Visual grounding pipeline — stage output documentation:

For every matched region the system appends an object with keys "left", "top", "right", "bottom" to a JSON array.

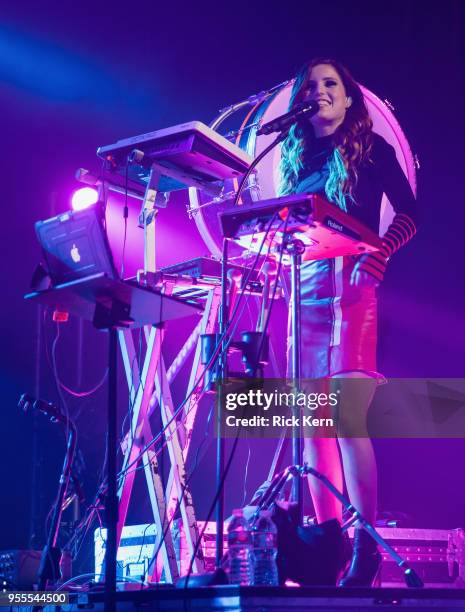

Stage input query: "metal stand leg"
[
  {"left": 104, "top": 328, "right": 118, "bottom": 612},
  {"left": 155, "top": 358, "right": 205, "bottom": 575},
  {"left": 118, "top": 327, "right": 179, "bottom": 583},
  {"left": 286, "top": 238, "right": 305, "bottom": 523},
  {"left": 301, "top": 466, "right": 424, "bottom": 588},
  {"left": 215, "top": 239, "right": 230, "bottom": 568},
  {"left": 252, "top": 464, "right": 424, "bottom": 589},
  {"left": 116, "top": 287, "right": 221, "bottom": 581},
  {"left": 161, "top": 287, "right": 221, "bottom": 577},
  {"left": 35, "top": 415, "right": 77, "bottom": 593},
  {"left": 116, "top": 327, "right": 163, "bottom": 541},
  {"left": 265, "top": 268, "right": 292, "bottom": 488}
]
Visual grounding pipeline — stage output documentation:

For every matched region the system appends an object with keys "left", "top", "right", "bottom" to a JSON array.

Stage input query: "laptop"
[{"left": 35, "top": 205, "right": 118, "bottom": 285}]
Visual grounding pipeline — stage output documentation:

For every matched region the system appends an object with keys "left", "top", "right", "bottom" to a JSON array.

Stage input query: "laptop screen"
[{"left": 35, "top": 206, "right": 117, "bottom": 285}]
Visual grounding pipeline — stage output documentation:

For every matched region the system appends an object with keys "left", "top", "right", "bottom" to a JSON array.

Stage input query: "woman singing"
[{"left": 279, "top": 58, "right": 418, "bottom": 586}]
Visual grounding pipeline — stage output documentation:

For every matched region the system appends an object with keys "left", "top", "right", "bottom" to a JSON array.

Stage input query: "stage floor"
[{"left": 40, "top": 585, "right": 465, "bottom": 611}]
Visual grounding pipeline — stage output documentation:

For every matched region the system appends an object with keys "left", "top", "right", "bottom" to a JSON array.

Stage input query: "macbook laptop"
[{"left": 35, "top": 205, "right": 117, "bottom": 285}]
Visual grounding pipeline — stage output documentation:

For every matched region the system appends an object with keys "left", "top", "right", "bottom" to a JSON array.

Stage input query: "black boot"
[
  {"left": 339, "top": 530, "right": 353, "bottom": 578},
  {"left": 339, "top": 529, "right": 381, "bottom": 587}
]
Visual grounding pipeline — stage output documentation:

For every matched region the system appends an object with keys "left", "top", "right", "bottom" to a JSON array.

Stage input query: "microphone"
[
  {"left": 257, "top": 100, "right": 320, "bottom": 136},
  {"left": 18, "top": 393, "right": 62, "bottom": 421}
]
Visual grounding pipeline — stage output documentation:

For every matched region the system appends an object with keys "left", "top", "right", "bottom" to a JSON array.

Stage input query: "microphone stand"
[{"left": 18, "top": 395, "right": 77, "bottom": 591}]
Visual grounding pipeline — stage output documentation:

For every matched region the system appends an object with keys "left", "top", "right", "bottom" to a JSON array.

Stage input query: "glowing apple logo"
[{"left": 70, "top": 244, "right": 81, "bottom": 263}]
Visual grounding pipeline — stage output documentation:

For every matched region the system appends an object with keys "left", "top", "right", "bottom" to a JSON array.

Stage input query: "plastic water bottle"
[
  {"left": 252, "top": 510, "right": 279, "bottom": 586},
  {"left": 227, "top": 508, "right": 254, "bottom": 585}
]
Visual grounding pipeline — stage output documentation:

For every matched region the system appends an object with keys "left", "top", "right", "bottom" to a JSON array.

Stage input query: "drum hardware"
[
  {"left": 186, "top": 193, "right": 229, "bottom": 217},
  {"left": 383, "top": 98, "right": 395, "bottom": 111},
  {"left": 222, "top": 121, "right": 261, "bottom": 141},
  {"left": 185, "top": 179, "right": 258, "bottom": 217},
  {"left": 213, "top": 79, "right": 291, "bottom": 130}
]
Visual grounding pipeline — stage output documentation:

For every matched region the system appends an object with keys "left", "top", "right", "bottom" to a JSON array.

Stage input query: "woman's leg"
[
  {"left": 332, "top": 371, "right": 378, "bottom": 524},
  {"left": 304, "top": 436, "right": 344, "bottom": 523},
  {"left": 339, "top": 436, "right": 378, "bottom": 524},
  {"left": 332, "top": 371, "right": 381, "bottom": 587}
]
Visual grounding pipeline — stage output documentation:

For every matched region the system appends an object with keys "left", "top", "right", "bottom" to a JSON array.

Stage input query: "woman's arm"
[{"left": 353, "top": 138, "right": 419, "bottom": 284}]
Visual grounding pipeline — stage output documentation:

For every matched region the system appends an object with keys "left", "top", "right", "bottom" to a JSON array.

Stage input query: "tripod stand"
[{"left": 250, "top": 463, "right": 424, "bottom": 588}]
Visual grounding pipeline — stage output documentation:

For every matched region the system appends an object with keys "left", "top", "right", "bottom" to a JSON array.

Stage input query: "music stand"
[{"left": 25, "top": 273, "right": 202, "bottom": 611}]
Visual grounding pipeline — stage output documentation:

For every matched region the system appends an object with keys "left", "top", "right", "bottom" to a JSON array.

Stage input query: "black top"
[{"left": 295, "top": 133, "right": 418, "bottom": 234}]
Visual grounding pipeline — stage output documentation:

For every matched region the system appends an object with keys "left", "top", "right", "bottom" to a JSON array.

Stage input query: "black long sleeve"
[
  {"left": 354, "top": 135, "right": 419, "bottom": 282},
  {"left": 295, "top": 132, "right": 419, "bottom": 281}
]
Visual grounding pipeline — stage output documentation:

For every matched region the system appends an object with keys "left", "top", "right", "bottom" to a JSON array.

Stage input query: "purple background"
[{"left": 1, "top": 0, "right": 464, "bottom": 573}]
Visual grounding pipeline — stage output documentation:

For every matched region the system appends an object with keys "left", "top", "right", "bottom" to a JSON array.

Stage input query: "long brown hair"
[{"left": 279, "top": 58, "right": 374, "bottom": 206}]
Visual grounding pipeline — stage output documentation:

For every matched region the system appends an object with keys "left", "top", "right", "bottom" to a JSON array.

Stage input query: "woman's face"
[{"left": 302, "top": 63, "right": 351, "bottom": 135}]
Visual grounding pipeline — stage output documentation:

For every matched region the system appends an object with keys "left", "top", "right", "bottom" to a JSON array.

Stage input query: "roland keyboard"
[{"left": 220, "top": 193, "right": 383, "bottom": 261}]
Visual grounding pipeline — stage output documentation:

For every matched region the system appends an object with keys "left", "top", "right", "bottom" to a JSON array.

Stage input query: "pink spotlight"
[{"left": 71, "top": 187, "right": 99, "bottom": 211}]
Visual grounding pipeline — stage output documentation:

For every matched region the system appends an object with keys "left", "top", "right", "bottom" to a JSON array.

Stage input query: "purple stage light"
[{"left": 71, "top": 187, "right": 99, "bottom": 211}]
